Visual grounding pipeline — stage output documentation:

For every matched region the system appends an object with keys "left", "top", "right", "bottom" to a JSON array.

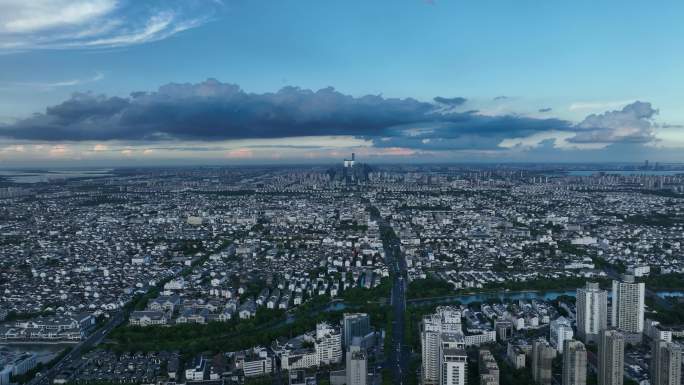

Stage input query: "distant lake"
[
  {"left": 0, "top": 169, "right": 114, "bottom": 183},
  {"left": 566, "top": 170, "right": 684, "bottom": 177}
]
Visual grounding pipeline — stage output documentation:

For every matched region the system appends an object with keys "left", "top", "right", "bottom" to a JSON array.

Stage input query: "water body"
[
  {"left": 0, "top": 344, "right": 66, "bottom": 364},
  {"left": 566, "top": 170, "right": 684, "bottom": 177},
  {"left": 408, "top": 289, "right": 684, "bottom": 306}
]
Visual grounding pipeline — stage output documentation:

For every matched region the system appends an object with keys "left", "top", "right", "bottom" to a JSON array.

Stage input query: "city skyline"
[{"left": 1, "top": 0, "right": 684, "bottom": 165}]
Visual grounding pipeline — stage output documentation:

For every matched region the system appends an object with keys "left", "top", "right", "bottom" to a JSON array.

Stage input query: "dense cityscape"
[
  {"left": 2, "top": 0, "right": 684, "bottom": 384},
  {"left": 1, "top": 159, "right": 684, "bottom": 385}
]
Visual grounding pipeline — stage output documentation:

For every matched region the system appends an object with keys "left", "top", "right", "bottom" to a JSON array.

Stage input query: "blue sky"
[{"left": 0, "top": 0, "right": 683, "bottom": 165}]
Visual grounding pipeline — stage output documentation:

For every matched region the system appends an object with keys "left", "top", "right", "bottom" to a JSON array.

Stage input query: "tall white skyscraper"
[
  {"left": 421, "top": 307, "right": 464, "bottom": 385},
  {"left": 576, "top": 282, "right": 608, "bottom": 343},
  {"left": 563, "top": 340, "right": 587, "bottom": 385},
  {"left": 550, "top": 316, "right": 574, "bottom": 353},
  {"left": 440, "top": 333, "right": 467, "bottom": 385},
  {"left": 598, "top": 329, "right": 624, "bottom": 385},
  {"left": 611, "top": 275, "right": 645, "bottom": 334},
  {"left": 651, "top": 340, "right": 682, "bottom": 385}
]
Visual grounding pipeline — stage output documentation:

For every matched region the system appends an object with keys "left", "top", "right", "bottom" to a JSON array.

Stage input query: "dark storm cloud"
[
  {"left": 1, "top": 79, "right": 437, "bottom": 141},
  {"left": 433, "top": 96, "right": 467, "bottom": 106},
  {"left": 0, "top": 79, "right": 569, "bottom": 146},
  {"left": 0, "top": 80, "right": 664, "bottom": 152},
  {"left": 371, "top": 114, "right": 571, "bottom": 151}
]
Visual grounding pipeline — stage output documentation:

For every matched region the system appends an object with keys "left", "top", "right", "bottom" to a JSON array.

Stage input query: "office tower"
[
  {"left": 421, "top": 307, "right": 463, "bottom": 385},
  {"left": 611, "top": 275, "right": 645, "bottom": 334},
  {"left": 343, "top": 313, "right": 370, "bottom": 348},
  {"left": 440, "top": 333, "right": 467, "bottom": 385},
  {"left": 651, "top": 340, "right": 682, "bottom": 385},
  {"left": 550, "top": 316, "right": 574, "bottom": 353},
  {"left": 346, "top": 348, "right": 367, "bottom": 385},
  {"left": 532, "top": 339, "right": 556, "bottom": 385},
  {"left": 479, "top": 350, "right": 499, "bottom": 385},
  {"left": 495, "top": 320, "right": 513, "bottom": 341},
  {"left": 576, "top": 282, "right": 608, "bottom": 343},
  {"left": 563, "top": 340, "right": 587, "bottom": 385},
  {"left": 598, "top": 330, "right": 624, "bottom": 385}
]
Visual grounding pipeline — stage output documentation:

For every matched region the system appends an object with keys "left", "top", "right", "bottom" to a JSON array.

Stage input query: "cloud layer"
[
  {"left": 0, "top": 79, "right": 670, "bottom": 156},
  {"left": 572, "top": 101, "right": 658, "bottom": 144},
  {"left": 0, "top": 0, "right": 220, "bottom": 50}
]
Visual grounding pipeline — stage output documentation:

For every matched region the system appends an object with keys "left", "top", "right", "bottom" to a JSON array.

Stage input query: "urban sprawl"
[{"left": 2, "top": 159, "right": 684, "bottom": 385}]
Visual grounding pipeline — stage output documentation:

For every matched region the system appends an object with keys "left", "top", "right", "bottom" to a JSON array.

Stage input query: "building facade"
[
  {"left": 479, "top": 350, "right": 499, "bottom": 385},
  {"left": 346, "top": 350, "right": 367, "bottom": 385},
  {"left": 343, "top": 313, "right": 370, "bottom": 348},
  {"left": 651, "top": 340, "right": 682, "bottom": 385},
  {"left": 576, "top": 282, "right": 608, "bottom": 343},
  {"left": 598, "top": 330, "right": 624, "bottom": 385},
  {"left": 421, "top": 306, "right": 463, "bottom": 385},
  {"left": 550, "top": 316, "right": 574, "bottom": 353},
  {"left": 532, "top": 339, "right": 556, "bottom": 385},
  {"left": 562, "top": 340, "right": 587, "bottom": 385},
  {"left": 440, "top": 338, "right": 467, "bottom": 385},
  {"left": 611, "top": 275, "right": 645, "bottom": 334}
]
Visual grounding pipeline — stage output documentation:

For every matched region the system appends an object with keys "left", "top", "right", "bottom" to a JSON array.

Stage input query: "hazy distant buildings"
[
  {"left": 611, "top": 275, "right": 645, "bottom": 335},
  {"left": 576, "top": 282, "right": 608, "bottom": 343},
  {"left": 598, "top": 330, "right": 624, "bottom": 385},
  {"left": 532, "top": 339, "right": 555, "bottom": 385},
  {"left": 562, "top": 340, "right": 587, "bottom": 385},
  {"left": 651, "top": 340, "right": 682, "bottom": 385}
]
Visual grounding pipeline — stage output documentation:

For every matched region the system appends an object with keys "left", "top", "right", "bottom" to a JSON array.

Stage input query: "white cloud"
[
  {"left": 0, "top": 0, "right": 116, "bottom": 33},
  {"left": 572, "top": 101, "right": 658, "bottom": 144},
  {"left": 569, "top": 100, "right": 634, "bottom": 111},
  {"left": 0, "top": 0, "right": 220, "bottom": 51},
  {"left": 0, "top": 71, "right": 104, "bottom": 90}
]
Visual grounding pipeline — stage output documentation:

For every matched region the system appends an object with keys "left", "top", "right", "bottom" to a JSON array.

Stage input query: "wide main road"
[{"left": 374, "top": 208, "right": 410, "bottom": 384}]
